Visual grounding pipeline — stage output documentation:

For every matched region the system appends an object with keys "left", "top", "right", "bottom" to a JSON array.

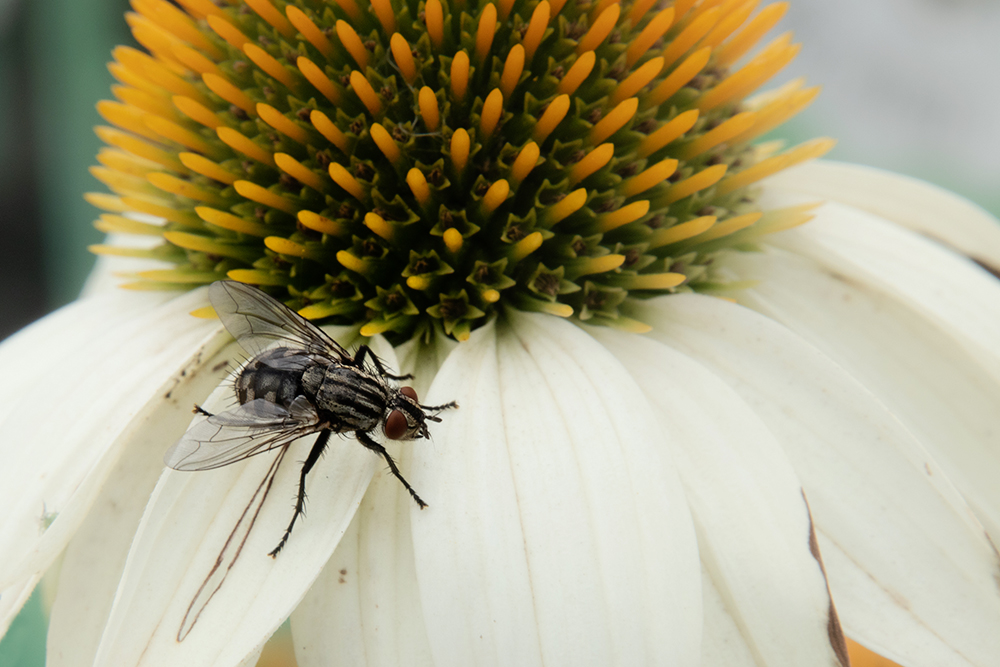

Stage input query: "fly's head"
[{"left": 382, "top": 386, "right": 456, "bottom": 441}]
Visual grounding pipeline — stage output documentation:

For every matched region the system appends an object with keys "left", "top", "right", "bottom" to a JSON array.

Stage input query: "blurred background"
[
  {"left": 1, "top": 0, "right": 999, "bottom": 341},
  {"left": 0, "top": 0, "right": 997, "bottom": 664}
]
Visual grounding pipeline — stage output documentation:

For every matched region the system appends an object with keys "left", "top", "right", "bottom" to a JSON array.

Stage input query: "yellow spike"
[
  {"left": 419, "top": 87, "right": 440, "bottom": 131},
  {"left": 94, "top": 213, "right": 163, "bottom": 235},
  {"left": 451, "top": 129, "right": 470, "bottom": 172},
  {"left": 148, "top": 172, "right": 223, "bottom": 204},
  {"left": 107, "top": 61, "right": 162, "bottom": 98},
  {"left": 642, "top": 47, "right": 711, "bottom": 109},
  {"left": 698, "top": 36, "right": 800, "bottom": 111},
  {"left": 114, "top": 85, "right": 178, "bottom": 119},
  {"left": 329, "top": 163, "right": 367, "bottom": 200},
  {"left": 660, "top": 7, "right": 721, "bottom": 68},
  {"left": 569, "top": 143, "right": 614, "bottom": 185},
  {"left": 97, "top": 147, "right": 159, "bottom": 177},
  {"left": 509, "top": 231, "right": 544, "bottom": 263},
  {"left": 510, "top": 142, "right": 540, "bottom": 183},
  {"left": 297, "top": 57, "right": 341, "bottom": 105},
  {"left": 234, "top": 180, "right": 299, "bottom": 214},
  {"left": 203, "top": 73, "right": 255, "bottom": 116},
  {"left": 637, "top": 108, "right": 699, "bottom": 158},
  {"left": 336, "top": 21, "right": 370, "bottom": 70},
  {"left": 702, "top": 0, "right": 759, "bottom": 49},
  {"left": 618, "top": 273, "right": 686, "bottom": 289},
  {"left": 227, "top": 269, "right": 289, "bottom": 285},
  {"left": 132, "top": 0, "right": 223, "bottom": 58},
  {"left": 173, "top": 96, "right": 223, "bottom": 129},
  {"left": 206, "top": 15, "right": 251, "bottom": 50},
  {"left": 425, "top": 0, "right": 444, "bottom": 49},
  {"left": 174, "top": 0, "right": 225, "bottom": 19},
  {"left": 390, "top": 34, "right": 418, "bottom": 84},
  {"left": 330, "top": 0, "right": 363, "bottom": 21},
  {"left": 590, "top": 0, "right": 620, "bottom": 22},
  {"left": 310, "top": 110, "right": 349, "bottom": 153},
  {"left": 686, "top": 211, "right": 761, "bottom": 243},
  {"left": 590, "top": 97, "right": 638, "bottom": 144},
  {"left": 482, "top": 179, "right": 509, "bottom": 213},
  {"left": 480, "top": 89, "right": 503, "bottom": 138},
  {"left": 573, "top": 254, "right": 624, "bottom": 276},
  {"left": 370, "top": 0, "right": 397, "bottom": 34},
  {"left": 500, "top": 45, "right": 525, "bottom": 99},
  {"left": 648, "top": 215, "right": 716, "bottom": 247},
  {"left": 298, "top": 210, "right": 347, "bottom": 236},
  {"left": 275, "top": 153, "right": 325, "bottom": 192},
  {"left": 170, "top": 44, "right": 222, "bottom": 77},
  {"left": 533, "top": 93, "right": 570, "bottom": 143},
  {"left": 350, "top": 71, "right": 382, "bottom": 115},
  {"left": 576, "top": 3, "right": 619, "bottom": 54},
  {"left": 370, "top": 123, "right": 401, "bottom": 164},
  {"left": 265, "top": 236, "right": 316, "bottom": 259},
  {"left": 498, "top": 0, "right": 515, "bottom": 20},
  {"left": 119, "top": 195, "right": 200, "bottom": 226},
  {"left": 476, "top": 3, "right": 497, "bottom": 63},
  {"left": 523, "top": 1, "right": 550, "bottom": 61},
  {"left": 257, "top": 104, "right": 310, "bottom": 144},
  {"left": 678, "top": 111, "right": 757, "bottom": 159},
  {"left": 627, "top": 0, "right": 660, "bottom": 26},
  {"left": 407, "top": 168, "right": 432, "bottom": 205},
  {"left": 715, "top": 2, "right": 788, "bottom": 66},
  {"left": 558, "top": 51, "right": 595, "bottom": 95},
  {"left": 95, "top": 126, "right": 185, "bottom": 172},
  {"left": 285, "top": 7, "right": 336, "bottom": 60},
  {"left": 481, "top": 288, "right": 500, "bottom": 303},
  {"left": 113, "top": 48, "right": 201, "bottom": 100},
  {"left": 406, "top": 275, "right": 432, "bottom": 290},
  {"left": 243, "top": 43, "right": 295, "bottom": 89},
  {"left": 85, "top": 192, "right": 130, "bottom": 213},
  {"left": 625, "top": 8, "right": 674, "bottom": 67},
  {"left": 443, "top": 228, "right": 463, "bottom": 252},
  {"left": 547, "top": 188, "right": 587, "bottom": 224},
  {"left": 364, "top": 212, "right": 394, "bottom": 240},
  {"left": 180, "top": 153, "right": 237, "bottom": 185},
  {"left": 451, "top": 51, "right": 470, "bottom": 102},
  {"left": 217, "top": 127, "right": 275, "bottom": 166},
  {"left": 245, "top": 0, "right": 295, "bottom": 37},
  {"left": 663, "top": 164, "right": 728, "bottom": 203},
  {"left": 619, "top": 158, "right": 677, "bottom": 197},
  {"left": 145, "top": 116, "right": 216, "bottom": 155},
  {"left": 128, "top": 17, "right": 190, "bottom": 74},
  {"left": 96, "top": 100, "right": 162, "bottom": 142},
  {"left": 91, "top": 166, "right": 156, "bottom": 197},
  {"left": 731, "top": 86, "right": 820, "bottom": 145},
  {"left": 196, "top": 206, "right": 270, "bottom": 236},
  {"left": 716, "top": 137, "right": 836, "bottom": 195},
  {"left": 596, "top": 200, "right": 649, "bottom": 232},
  {"left": 336, "top": 250, "right": 370, "bottom": 275}
]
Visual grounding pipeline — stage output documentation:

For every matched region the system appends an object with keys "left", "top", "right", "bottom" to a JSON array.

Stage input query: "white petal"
[
  {"left": 592, "top": 327, "right": 848, "bottom": 667},
  {"left": 45, "top": 341, "right": 241, "bottom": 667},
  {"left": 409, "top": 313, "right": 701, "bottom": 666},
  {"left": 768, "top": 202, "right": 1000, "bottom": 372},
  {"left": 0, "top": 290, "right": 223, "bottom": 617},
  {"left": 636, "top": 294, "right": 1000, "bottom": 667},
  {"left": 761, "top": 161, "right": 1000, "bottom": 269},
  {"left": 727, "top": 247, "right": 1000, "bottom": 546},
  {"left": 92, "top": 331, "right": 387, "bottom": 667}
]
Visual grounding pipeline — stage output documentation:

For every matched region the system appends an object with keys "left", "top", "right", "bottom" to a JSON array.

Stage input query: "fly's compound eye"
[
  {"left": 385, "top": 409, "right": 409, "bottom": 440},
  {"left": 400, "top": 386, "right": 418, "bottom": 401}
]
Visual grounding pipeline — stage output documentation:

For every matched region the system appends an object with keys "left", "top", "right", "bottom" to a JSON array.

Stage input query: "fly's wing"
[
  {"left": 164, "top": 396, "right": 321, "bottom": 471},
  {"left": 209, "top": 280, "right": 350, "bottom": 362}
]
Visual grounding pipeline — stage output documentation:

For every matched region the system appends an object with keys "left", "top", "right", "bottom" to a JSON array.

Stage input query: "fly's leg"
[
  {"left": 269, "top": 429, "right": 331, "bottom": 557},
  {"left": 194, "top": 405, "right": 213, "bottom": 417},
  {"left": 356, "top": 431, "right": 427, "bottom": 508},
  {"left": 352, "top": 345, "right": 413, "bottom": 381}
]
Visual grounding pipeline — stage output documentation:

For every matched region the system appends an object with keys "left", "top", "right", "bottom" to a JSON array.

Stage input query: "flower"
[{"left": 1, "top": 0, "right": 1000, "bottom": 666}]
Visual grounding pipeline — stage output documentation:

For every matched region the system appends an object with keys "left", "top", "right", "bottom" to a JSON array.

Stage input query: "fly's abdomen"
[
  {"left": 236, "top": 348, "right": 304, "bottom": 408},
  {"left": 312, "top": 365, "right": 387, "bottom": 432}
]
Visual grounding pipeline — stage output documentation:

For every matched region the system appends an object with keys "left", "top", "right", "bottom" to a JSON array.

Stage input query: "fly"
[{"left": 164, "top": 280, "right": 457, "bottom": 558}]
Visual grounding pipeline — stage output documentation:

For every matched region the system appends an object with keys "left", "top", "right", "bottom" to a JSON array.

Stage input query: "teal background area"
[{"left": 0, "top": 587, "right": 46, "bottom": 667}]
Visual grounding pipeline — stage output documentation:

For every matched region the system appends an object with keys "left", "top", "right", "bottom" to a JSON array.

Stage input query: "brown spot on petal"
[{"left": 803, "top": 490, "right": 851, "bottom": 667}]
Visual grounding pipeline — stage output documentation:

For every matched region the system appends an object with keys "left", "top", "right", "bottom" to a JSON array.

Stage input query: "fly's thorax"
[{"left": 311, "top": 364, "right": 390, "bottom": 433}]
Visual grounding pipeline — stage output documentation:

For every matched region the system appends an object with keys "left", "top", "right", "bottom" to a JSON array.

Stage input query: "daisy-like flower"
[{"left": 2, "top": 0, "right": 1000, "bottom": 666}]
